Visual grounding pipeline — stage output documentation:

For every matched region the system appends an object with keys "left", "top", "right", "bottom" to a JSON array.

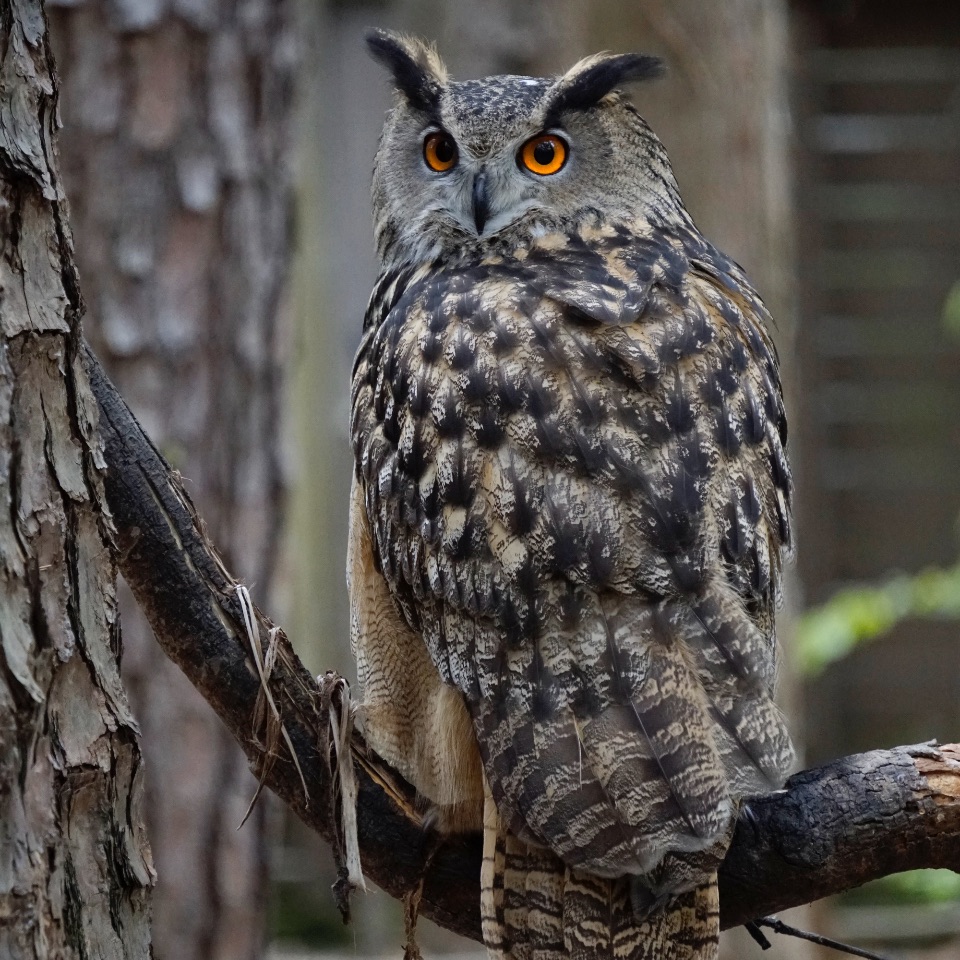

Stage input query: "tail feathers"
[{"left": 482, "top": 783, "right": 720, "bottom": 960}]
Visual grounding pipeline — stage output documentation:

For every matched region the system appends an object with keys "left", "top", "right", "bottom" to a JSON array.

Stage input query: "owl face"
[
  {"left": 367, "top": 32, "right": 687, "bottom": 266},
  {"left": 383, "top": 76, "right": 565, "bottom": 241}
]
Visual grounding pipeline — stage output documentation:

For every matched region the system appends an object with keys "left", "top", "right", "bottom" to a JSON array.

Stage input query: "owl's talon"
[{"left": 739, "top": 801, "right": 761, "bottom": 836}]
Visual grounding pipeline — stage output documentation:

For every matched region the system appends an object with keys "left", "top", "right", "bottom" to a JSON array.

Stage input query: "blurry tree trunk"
[
  {"left": 400, "top": 0, "right": 588, "bottom": 76},
  {"left": 46, "top": 2, "right": 297, "bottom": 958},
  {"left": 0, "top": 3, "right": 153, "bottom": 957}
]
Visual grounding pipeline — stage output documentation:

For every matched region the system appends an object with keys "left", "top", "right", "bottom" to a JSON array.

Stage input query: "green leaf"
[
  {"left": 844, "top": 869, "right": 960, "bottom": 906},
  {"left": 943, "top": 279, "right": 960, "bottom": 340},
  {"left": 796, "top": 563, "right": 960, "bottom": 675}
]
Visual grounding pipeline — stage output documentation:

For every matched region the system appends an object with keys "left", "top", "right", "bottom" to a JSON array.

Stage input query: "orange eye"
[
  {"left": 519, "top": 134, "right": 568, "bottom": 175},
  {"left": 423, "top": 132, "right": 458, "bottom": 172}
]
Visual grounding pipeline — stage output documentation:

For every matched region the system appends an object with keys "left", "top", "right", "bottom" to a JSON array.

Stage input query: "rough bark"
[
  {"left": 45, "top": 1, "right": 297, "bottom": 956},
  {"left": 0, "top": 3, "right": 152, "bottom": 958},
  {"left": 87, "top": 342, "right": 960, "bottom": 945},
  {"left": 719, "top": 742, "right": 960, "bottom": 925}
]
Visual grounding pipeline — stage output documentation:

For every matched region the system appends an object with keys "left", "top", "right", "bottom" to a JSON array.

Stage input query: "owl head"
[{"left": 366, "top": 30, "right": 690, "bottom": 267}]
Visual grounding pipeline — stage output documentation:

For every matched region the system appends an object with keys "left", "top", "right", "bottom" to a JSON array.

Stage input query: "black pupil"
[
  {"left": 432, "top": 137, "right": 455, "bottom": 164},
  {"left": 533, "top": 139, "right": 556, "bottom": 166}
]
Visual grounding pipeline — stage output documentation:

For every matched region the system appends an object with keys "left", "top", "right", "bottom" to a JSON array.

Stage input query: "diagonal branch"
[{"left": 83, "top": 341, "right": 960, "bottom": 942}]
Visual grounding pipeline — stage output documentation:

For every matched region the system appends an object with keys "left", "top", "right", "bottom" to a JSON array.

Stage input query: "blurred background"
[{"left": 46, "top": 0, "right": 960, "bottom": 957}]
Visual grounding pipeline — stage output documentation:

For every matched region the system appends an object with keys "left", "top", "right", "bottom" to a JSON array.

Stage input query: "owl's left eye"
[
  {"left": 423, "top": 132, "right": 459, "bottom": 173},
  {"left": 518, "top": 134, "right": 568, "bottom": 176}
]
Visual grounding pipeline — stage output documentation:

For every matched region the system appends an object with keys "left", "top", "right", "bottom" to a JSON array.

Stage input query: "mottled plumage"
[{"left": 349, "top": 31, "right": 794, "bottom": 960}]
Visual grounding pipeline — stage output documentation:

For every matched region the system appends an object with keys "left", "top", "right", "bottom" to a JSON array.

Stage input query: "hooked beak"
[{"left": 472, "top": 170, "right": 490, "bottom": 235}]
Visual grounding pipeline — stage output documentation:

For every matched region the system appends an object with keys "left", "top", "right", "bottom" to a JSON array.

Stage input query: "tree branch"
[{"left": 83, "top": 341, "right": 960, "bottom": 942}]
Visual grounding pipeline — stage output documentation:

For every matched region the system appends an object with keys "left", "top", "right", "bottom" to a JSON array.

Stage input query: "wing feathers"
[{"left": 472, "top": 578, "right": 793, "bottom": 885}]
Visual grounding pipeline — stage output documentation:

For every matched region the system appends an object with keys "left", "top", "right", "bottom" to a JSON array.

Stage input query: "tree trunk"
[
  {"left": 46, "top": 1, "right": 297, "bottom": 957},
  {"left": 0, "top": 3, "right": 153, "bottom": 957}
]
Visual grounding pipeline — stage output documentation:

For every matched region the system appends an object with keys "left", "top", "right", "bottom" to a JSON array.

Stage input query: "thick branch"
[
  {"left": 719, "top": 741, "right": 960, "bottom": 926},
  {"left": 84, "top": 342, "right": 960, "bottom": 941}
]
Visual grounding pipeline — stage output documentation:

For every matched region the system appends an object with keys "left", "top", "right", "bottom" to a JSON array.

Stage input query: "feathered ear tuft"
[
  {"left": 546, "top": 52, "right": 664, "bottom": 121},
  {"left": 366, "top": 29, "right": 448, "bottom": 113}
]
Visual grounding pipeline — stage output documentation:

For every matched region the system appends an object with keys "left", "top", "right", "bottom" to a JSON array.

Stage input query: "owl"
[{"left": 348, "top": 30, "right": 794, "bottom": 960}]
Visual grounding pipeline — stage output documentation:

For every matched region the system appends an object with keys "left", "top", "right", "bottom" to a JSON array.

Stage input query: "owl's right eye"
[{"left": 423, "top": 132, "right": 458, "bottom": 173}]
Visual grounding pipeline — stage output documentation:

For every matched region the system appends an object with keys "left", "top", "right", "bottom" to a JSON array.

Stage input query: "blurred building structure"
[
  {"left": 792, "top": 5, "right": 960, "bottom": 948},
  {"left": 794, "top": 0, "right": 960, "bottom": 760}
]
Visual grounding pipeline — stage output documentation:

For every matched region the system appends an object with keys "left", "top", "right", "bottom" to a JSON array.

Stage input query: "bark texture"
[
  {"left": 46, "top": 1, "right": 297, "bottom": 956},
  {"left": 0, "top": 3, "right": 153, "bottom": 957},
  {"left": 88, "top": 343, "right": 960, "bottom": 945}
]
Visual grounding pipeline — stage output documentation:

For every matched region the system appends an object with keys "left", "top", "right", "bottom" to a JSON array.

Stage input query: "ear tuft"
[
  {"left": 366, "top": 29, "right": 448, "bottom": 113},
  {"left": 547, "top": 52, "right": 664, "bottom": 119}
]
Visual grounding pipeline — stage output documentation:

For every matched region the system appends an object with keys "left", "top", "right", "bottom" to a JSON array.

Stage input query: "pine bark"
[
  {"left": 45, "top": 1, "right": 297, "bottom": 956},
  {"left": 0, "top": 2, "right": 153, "bottom": 957}
]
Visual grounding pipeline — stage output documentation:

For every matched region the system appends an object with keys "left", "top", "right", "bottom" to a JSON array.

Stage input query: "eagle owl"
[{"left": 349, "top": 30, "right": 794, "bottom": 960}]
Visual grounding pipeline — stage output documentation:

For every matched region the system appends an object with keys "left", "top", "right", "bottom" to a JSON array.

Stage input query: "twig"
[
  {"left": 326, "top": 675, "right": 366, "bottom": 892},
  {"left": 235, "top": 584, "right": 308, "bottom": 815},
  {"left": 752, "top": 916, "right": 893, "bottom": 960}
]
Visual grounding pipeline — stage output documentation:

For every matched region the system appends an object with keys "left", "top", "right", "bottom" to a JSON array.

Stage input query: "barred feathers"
[
  {"left": 482, "top": 783, "right": 720, "bottom": 960},
  {"left": 352, "top": 219, "right": 794, "bottom": 956}
]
